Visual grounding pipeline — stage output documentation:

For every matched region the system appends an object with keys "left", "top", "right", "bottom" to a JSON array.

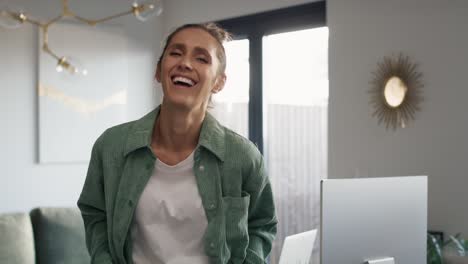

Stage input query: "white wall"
[
  {"left": 162, "top": 0, "right": 320, "bottom": 32},
  {"left": 0, "top": 0, "right": 163, "bottom": 213},
  {"left": 328, "top": 0, "right": 468, "bottom": 236}
]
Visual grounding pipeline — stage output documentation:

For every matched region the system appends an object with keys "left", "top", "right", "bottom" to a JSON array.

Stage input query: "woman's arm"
[
  {"left": 244, "top": 157, "right": 278, "bottom": 264},
  {"left": 77, "top": 137, "right": 114, "bottom": 264}
]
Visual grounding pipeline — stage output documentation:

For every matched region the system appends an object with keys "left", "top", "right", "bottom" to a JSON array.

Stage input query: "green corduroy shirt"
[{"left": 77, "top": 106, "right": 277, "bottom": 264}]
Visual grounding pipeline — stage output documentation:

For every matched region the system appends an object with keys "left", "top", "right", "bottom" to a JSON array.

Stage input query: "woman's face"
[{"left": 156, "top": 28, "right": 226, "bottom": 112}]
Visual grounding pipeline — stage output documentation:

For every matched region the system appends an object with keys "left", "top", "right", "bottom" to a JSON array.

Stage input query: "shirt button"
[
  {"left": 199, "top": 165, "right": 205, "bottom": 171},
  {"left": 208, "top": 203, "right": 216, "bottom": 210},
  {"left": 210, "top": 242, "right": 215, "bottom": 248}
]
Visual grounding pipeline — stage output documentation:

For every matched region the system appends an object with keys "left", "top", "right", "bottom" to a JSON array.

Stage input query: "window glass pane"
[
  {"left": 263, "top": 27, "right": 328, "bottom": 264},
  {"left": 210, "top": 39, "right": 249, "bottom": 138}
]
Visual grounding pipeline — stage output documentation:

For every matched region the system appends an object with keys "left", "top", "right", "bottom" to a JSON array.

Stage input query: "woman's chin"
[{"left": 162, "top": 97, "right": 195, "bottom": 110}]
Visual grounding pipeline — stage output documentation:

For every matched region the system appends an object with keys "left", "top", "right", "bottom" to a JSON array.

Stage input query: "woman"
[{"left": 78, "top": 23, "right": 277, "bottom": 264}]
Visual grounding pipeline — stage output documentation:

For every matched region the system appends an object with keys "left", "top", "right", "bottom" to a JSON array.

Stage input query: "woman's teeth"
[{"left": 173, "top": 76, "right": 195, "bottom": 87}]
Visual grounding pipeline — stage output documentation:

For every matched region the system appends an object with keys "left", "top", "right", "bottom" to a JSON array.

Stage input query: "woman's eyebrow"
[
  {"left": 193, "top": 47, "right": 211, "bottom": 58},
  {"left": 167, "top": 43, "right": 186, "bottom": 51},
  {"left": 167, "top": 43, "right": 211, "bottom": 59}
]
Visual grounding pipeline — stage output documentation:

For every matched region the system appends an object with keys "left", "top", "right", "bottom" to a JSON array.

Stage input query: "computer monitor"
[{"left": 320, "top": 176, "right": 427, "bottom": 264}]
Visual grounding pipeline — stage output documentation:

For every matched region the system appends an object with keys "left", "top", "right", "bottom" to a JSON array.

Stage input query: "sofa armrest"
[
  {"left": 0, "top": 212, "right": 35, "bottom": 264},
  {"left": 30, "top": 207, "right": 90, "bottom": 264}
]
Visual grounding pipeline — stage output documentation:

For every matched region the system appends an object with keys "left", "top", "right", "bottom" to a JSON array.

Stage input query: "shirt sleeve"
[
  {"left": 244, "top": 157, "right": 278, "bottom": 264},
  {"left": 77, "top": 136, "right": 114, "bottom": 264}
]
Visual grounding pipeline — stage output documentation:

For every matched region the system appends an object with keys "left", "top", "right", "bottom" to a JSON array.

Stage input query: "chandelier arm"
[
  {"left": 42, "top": 45, "right": 61, "bottom": 61},
  {"left": 40, "top": 25, "right": 61, "bottom": 61},
  {"left": 45, "top": 15, "right": 64, "bottom": 27},
  {"left": 2, "top": 11, "right": 20, "bottom": 22},
  {"left": 71, "top": 15, "right": 96, "bottom": 25},
  {"left": 25, "top": 17, "right": 44, "bottom": 27},
  {"left": 74, "top": 9, "right": 134, "bottom": 26}
]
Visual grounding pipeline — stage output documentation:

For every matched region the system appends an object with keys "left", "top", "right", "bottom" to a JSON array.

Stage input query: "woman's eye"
[
  {"left": 196, "top": 57, "right": 208, "bottom": 63},
  {"left": 169, "top": 51, "right": 182, "bottom": 56}
]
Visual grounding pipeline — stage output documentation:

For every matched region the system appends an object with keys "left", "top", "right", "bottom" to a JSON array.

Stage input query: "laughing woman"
[{"left": 78, "top": 23, "right": 277, "bottom": 264}]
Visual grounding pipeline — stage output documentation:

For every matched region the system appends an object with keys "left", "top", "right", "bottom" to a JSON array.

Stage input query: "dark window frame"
[{"left": 216, "top": 1, "right": 326, "bottom": 153}]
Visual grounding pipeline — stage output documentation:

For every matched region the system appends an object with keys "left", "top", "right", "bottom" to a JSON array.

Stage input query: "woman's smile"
[{"left": 171, "top": 75, "right": 197, "bottom": 88}]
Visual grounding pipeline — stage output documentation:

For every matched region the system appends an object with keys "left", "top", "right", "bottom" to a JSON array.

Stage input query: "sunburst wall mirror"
[{"left": 369, "top": 53, "right": 424, "bottom": 130}]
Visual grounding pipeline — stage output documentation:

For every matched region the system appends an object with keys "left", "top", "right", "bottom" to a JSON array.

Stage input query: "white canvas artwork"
[{"left": 38, "top": 22, "right": 128, "bottom": 163}]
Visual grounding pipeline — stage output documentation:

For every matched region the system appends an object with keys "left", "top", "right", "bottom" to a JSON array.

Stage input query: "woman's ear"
[
  {"left": 155, "top": 62, "right": 162, "bottom": 83},
  {"left": 212, "top": 74, "right": 226, "bottom": 94}
]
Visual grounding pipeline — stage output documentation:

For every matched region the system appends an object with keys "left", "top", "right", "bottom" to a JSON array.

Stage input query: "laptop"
[{"left": 278, "top": 229, "right": 318, "bottom": 264}]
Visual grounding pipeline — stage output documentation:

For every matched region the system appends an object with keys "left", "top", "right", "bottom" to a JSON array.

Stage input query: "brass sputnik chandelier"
[{"left": 0, "top": 0, "right": 162, "bottom": 75}]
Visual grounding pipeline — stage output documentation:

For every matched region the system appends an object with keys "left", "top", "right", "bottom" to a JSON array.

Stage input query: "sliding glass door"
[
  {"left": 263, "top": 27, "right": 328, "bottom": 264},
  {"left": 216, "top": 2, "right": 327, "bottom": 263}
]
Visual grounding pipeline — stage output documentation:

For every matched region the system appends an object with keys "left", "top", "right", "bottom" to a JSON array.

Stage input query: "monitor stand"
[{"left": 365, "top": 257, "right": 395, "bottom": 264}]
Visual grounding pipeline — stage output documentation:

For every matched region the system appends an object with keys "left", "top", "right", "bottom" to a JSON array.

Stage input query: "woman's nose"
[{"left": 177, "top": 56, "right": 193, "bottom": 71}]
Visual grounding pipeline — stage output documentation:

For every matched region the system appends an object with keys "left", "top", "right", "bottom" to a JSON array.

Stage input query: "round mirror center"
[{"left": 384, "top": 76, "right": 408, "bottom": 107}]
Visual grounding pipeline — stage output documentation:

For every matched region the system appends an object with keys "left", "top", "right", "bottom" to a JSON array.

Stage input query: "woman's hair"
[{"left": 157, "top": 23, "right": 232, "bottom": 74}]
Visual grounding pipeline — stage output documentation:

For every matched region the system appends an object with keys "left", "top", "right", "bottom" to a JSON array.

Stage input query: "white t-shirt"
[{"left": 131, "top": 151, "right": 210, "bottom": 264}]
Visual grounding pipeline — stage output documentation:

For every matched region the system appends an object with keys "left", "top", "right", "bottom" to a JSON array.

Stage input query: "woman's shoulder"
[
  {"left": 91, "top": 119, "right": 141, "bottom": 157},
  {"left": 94, "top": 108, "right": 157, "bottom": 151},
  {"left": 97, "top": 121, "right": 135, "bottom": 144},
  {"left": 222, "top": 126, "right": 263, "bottom": 165},
  {"left": 221, "top": 126, "right": 267, "bottom": 186}
]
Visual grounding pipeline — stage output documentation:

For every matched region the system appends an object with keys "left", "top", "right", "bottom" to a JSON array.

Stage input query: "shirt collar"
[
  {"left": 124, "top": 105, "right": 225, "bottom": 161},
  {"left": 198, "top": 111, "right": 225, "bottom": 161}
]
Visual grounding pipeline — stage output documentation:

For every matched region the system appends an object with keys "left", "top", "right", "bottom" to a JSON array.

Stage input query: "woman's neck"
[{"left": 150, "top": 103, "right": 206, "bottom": 164}]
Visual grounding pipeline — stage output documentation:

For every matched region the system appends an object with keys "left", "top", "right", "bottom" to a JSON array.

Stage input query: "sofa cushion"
[
  {"left": 0, "top": 212, "right": 35, "bottom": 264},
  {"left": 445, "top": 255, "right": 468, "bottom": 264},
  {"left": 30, "top": 207, "right": 90, "bottom": 264}
]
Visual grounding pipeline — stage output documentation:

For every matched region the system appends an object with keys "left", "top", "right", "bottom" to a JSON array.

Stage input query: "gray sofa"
[{"left": 0, "top": 207, "right": 90, "bottom": 264}]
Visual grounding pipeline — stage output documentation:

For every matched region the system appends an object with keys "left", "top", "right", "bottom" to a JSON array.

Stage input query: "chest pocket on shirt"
[{"left": 222, "top": 191, "right": 250, "bottom": 261}]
